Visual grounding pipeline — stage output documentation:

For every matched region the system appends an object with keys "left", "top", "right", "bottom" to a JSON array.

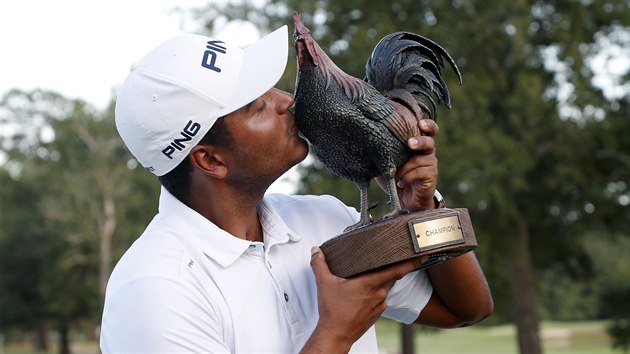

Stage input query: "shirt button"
[{"left": 284, "top": 293, "right": 289, "bottom": 302}]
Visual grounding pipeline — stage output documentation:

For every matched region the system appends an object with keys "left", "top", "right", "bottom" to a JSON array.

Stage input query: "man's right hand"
[{"left": 300, "top": 247, "right": 425, "bottom": 354}]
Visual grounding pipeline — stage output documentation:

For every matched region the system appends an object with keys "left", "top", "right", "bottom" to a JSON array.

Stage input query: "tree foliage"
[{"left": 0, "top": 89, "right": 159, "bottom": 353}]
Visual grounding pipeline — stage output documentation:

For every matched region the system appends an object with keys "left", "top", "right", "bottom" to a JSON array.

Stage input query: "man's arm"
[
  {"left": 100, "top": 277, "right": 231, "bottom": 353},
  {"left": 417, "top": 252, "right": 493, "bottom": 327},
  {"left": 301, "top": 247, "right": 427, "bottom": 354},
  {"left": 395, "top": 119, "right": 493, "bottom": 328}
]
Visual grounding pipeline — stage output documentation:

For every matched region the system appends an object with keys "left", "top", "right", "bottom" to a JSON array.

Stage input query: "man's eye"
[{"left": 257, "top": 101, "right": 267, "bottom": 113}]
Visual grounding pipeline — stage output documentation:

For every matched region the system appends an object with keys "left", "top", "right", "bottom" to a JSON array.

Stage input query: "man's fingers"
[
  {"left": 365, "top": 256, "right": 427, "bottom": 288},
  {"left": 408, "top": 120, "right": 438, "bottom": 152},
  {"left": 407, "top": 135, "right": 436, "bottom": 152},
  {"left": 310, "top": 246, "right": 331, "bottom": 283},
  {"left": 419, "top": 119, "right": 439, "bottom": 137},
  {"left": 396, "top": 154, "right": 438, "bottom": 189}
]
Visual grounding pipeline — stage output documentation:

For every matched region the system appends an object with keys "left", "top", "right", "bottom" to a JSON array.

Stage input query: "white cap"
[{"left": 115, "top": 26, "right": 289, "bottom": 176}]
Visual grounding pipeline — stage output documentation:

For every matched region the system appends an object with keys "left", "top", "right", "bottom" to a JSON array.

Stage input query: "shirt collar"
[
  {"left": 258, "top": 198, "right": 302, "bottom": 246},
  {"left": 157, "top": 187, "right": 301, "bottom": 268},
  {"left": 158, "top": 187, "right": 250, "bottom": 267}
]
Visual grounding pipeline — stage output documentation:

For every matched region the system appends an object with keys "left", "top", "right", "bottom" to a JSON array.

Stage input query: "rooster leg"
[
  {"left": 344, "top": 182, "right": 373, "bottom": 232},
  {"left": 381, "top": 168, "right": 409, "bottom": 220}
]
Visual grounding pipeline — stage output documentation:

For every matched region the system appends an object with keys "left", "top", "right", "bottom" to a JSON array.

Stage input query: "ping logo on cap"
[
  {"left": 201, "top": 40, "right": 226, "bottom": 72},
  {"left": 162, "top": 120, "right": 201, "bottom": 159}
]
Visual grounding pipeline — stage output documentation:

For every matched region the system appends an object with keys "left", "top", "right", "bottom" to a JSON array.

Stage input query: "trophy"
[{"left": 293, "top": 13, "right": 476, "bottom": 278}]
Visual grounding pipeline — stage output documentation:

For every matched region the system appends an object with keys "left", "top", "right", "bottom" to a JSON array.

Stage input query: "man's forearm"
[
  {"left": 425, "top": 251, "right": 493, "bottom": 325},
  {"left": 300, "top": 325, "right": 353, "bottom": 354}
]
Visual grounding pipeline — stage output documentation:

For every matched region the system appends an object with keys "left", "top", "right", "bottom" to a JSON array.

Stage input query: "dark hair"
[{"left": 158, "top": 116, "right": 233, "bottom": 204}]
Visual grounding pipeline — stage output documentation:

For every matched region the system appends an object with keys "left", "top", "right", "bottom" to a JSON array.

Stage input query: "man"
[{"left": 100, "top": 25, "right": 492, "bottom": 353}]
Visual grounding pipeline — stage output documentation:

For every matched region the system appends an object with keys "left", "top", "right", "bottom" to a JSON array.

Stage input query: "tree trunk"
[
  {"left": 508, "top": 220, "right": 542, "bottom": 354},
  {"left": 34, "top": 324, "right": 48, "bottom": 352},
  {"left": 58, "top": 322, "right": 71, "bottom": 354},
  {"left": 76, "top": 124, "right": 117, "bottom": 302},
  {"left": 401, "top": 323, "right": 415, "bottom": 353}
]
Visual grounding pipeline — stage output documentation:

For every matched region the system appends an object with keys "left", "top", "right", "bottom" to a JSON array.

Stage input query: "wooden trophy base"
[{"left": 320, "top": 208, "right": 477, "bottom": 278}]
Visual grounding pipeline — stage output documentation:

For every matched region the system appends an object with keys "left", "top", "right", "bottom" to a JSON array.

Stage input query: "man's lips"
[{"left": 290, "top": 121, "right": 299, "bottom": 135}]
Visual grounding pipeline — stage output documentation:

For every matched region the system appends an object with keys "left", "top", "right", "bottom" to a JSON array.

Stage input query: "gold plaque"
[{"left": 408, "top": 212, "right": 465, "bottom": 253}]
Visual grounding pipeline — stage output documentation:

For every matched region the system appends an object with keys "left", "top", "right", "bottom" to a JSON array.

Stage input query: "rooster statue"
[{"left": 293, "top": 12, "right": 461, "bottom": 231}]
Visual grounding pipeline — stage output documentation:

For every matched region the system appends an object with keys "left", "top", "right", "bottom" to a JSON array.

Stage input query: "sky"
[
  {"left": 0, "top": 0, "right": 299, "bottom": 194},
  {"left": 0, "top": 0, "right": 261, "bottom": 109}
]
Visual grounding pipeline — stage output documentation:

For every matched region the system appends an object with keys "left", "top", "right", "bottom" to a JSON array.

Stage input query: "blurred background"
[{"left": 0, "top": 0, "right": 628, "bottom": 353}]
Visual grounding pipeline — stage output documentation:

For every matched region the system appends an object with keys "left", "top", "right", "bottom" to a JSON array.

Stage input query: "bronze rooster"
[{"left": 293, "top": 12, "right": 461, "bottom": 231}]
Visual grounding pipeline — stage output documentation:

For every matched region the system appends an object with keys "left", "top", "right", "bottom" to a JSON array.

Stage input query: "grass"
[
  {"left": 2, "top": 320, "right": 618, "bottom": 354},
  {"left": 375, "top": 319, "right": 618, "bottom": 354},
  {"left": 1, "top": 340, "right": 98, "bottom": 354}
]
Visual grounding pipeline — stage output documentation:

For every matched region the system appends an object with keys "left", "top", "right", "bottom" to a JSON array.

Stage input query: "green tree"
[
  {"left": 0, "top": 89, "right": 159, "bottom": 353},
  {"left": 0, "top": 168, "right": 65, "bottom": 351},
  {"left": 192, "top": 1, "right": 630, "bottom": 353}
]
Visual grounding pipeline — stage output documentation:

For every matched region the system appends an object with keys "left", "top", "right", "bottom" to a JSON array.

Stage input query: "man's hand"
[
  {"left": 378, "top": 119, "right": 439, "bottom": 212},
  {"left": 301, "top": 247, "right": 425, "bottom": 354}
]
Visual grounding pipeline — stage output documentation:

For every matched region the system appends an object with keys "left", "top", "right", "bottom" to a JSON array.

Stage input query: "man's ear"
[{"left": 189, "top": 145, "right": 227, "bottom": 179}]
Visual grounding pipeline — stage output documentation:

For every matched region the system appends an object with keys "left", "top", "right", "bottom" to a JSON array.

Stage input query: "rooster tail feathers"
[
  {"left": 392, "top": 31, "right": 462, "bottom": 84},
  {"left": 365, "top": 31, "right": 461, "bottom": 120}
]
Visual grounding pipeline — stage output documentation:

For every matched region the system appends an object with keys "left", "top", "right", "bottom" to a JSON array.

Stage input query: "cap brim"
[{"left": 220, "top": 25, "right": 289, "bottom": 116}]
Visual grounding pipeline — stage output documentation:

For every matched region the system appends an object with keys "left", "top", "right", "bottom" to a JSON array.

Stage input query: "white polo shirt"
[{"left": 100, "top": 187, "right": 432, "bottom": 353}]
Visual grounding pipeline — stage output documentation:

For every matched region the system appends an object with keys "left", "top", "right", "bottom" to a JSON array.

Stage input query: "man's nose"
[{"left": 272, "top": 88, "right": 295, "bottom": 113}]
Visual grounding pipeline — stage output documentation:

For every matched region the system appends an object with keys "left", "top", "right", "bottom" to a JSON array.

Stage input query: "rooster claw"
[
  {"left": 343, "top": 217, "right": 374, "bottom": 232},
  {"left": 378, "top": 208, "right": 410, "bottom": 221}
]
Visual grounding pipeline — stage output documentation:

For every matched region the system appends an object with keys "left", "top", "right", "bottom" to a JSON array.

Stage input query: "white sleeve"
[
  {"left": 100, "top": 277, "right": 231, "bottom": 353},
  {"left": 382, "top": 269, "right": 433, "bottom": 324}
]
